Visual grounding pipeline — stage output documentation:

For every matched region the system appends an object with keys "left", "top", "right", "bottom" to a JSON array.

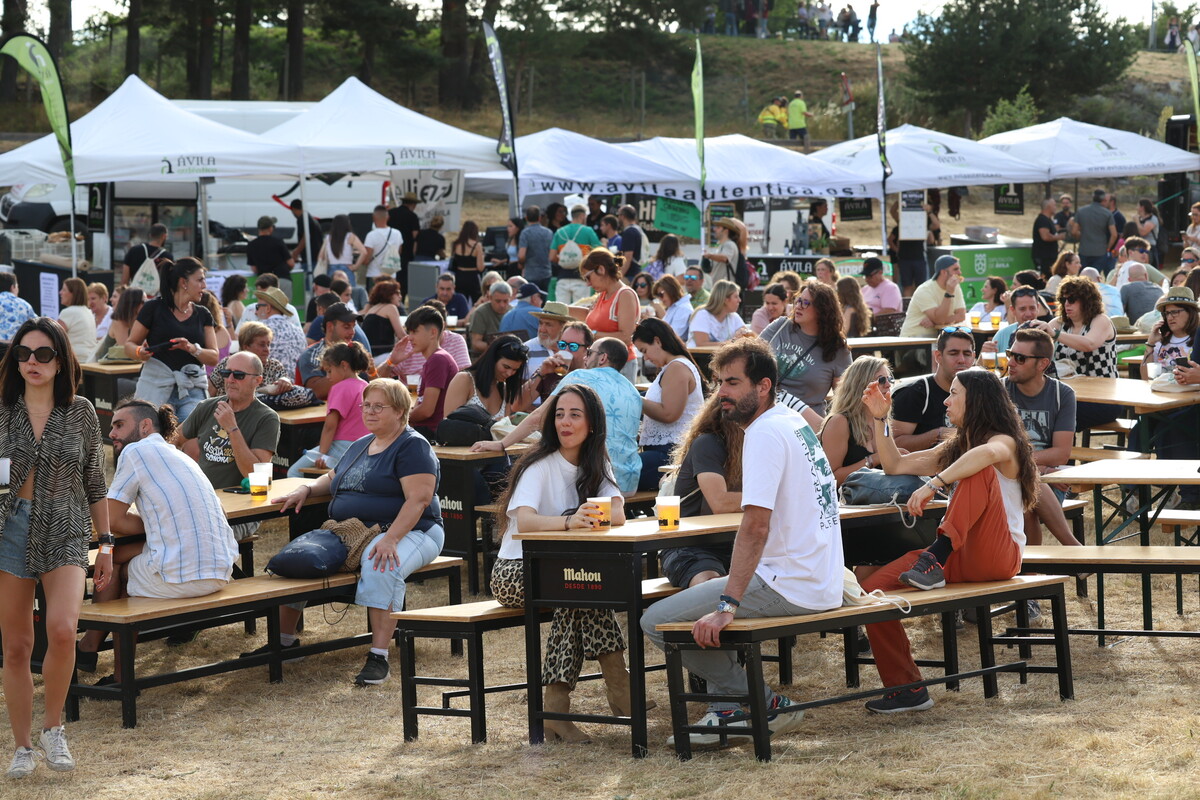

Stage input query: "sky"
[{"left": 31, "top": 0, "right": 1157, "bottom": 44}]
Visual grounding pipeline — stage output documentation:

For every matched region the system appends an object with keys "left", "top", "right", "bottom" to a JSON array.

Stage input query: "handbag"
[
  {"left": 1151, "top": 371, "right": 1200, "bottom": 393},
  {"left": 436, "top": 402, "right": 496, "bottom": 446},
  {"left": 129, "top": 243, "right": 161, "bottom": 297},
  {"left": 839, "top": 468, "right": 927, "bottom": 507}
]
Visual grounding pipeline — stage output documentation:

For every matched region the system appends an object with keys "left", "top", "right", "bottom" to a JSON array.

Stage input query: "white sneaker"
[
  {"left": 38, "top": 726, "right": 74, "bottom": 772},
  {"left": 6, "top": 747, "right": 40, "bottom": 778},
  {"left": 766, "top": 694, "right": 806, "bottom": 737},
  {"left": 666, "top": 708, "right": 749, "bottom": 747}
]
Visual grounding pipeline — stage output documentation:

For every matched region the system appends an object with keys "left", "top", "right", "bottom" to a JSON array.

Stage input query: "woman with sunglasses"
[
  {"left": 1032, "top": 276, "right": 1120, "bottom": 430},
  {"left": 760, "top": 278, "right": 851, "bottom": 416},
  {"left": 0, "top": 318, "right": 109, "bottom": 776},
  {"left": 651, "top": 274, "right": 691, "bottom": 341},
  {"left": 125, "top": 258, "right": 219, "bottom": 422},
  {"left": 632, "top": 318, "right": 705, "bottom": 490},
  {"left": 275, "top": 379, "right": 444, "bottom": 687},
  {"left": 631, "top": 274, "right": 655, "bottom": 310}
]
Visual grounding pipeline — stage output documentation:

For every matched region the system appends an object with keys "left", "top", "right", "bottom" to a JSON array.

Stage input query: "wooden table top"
[
  {"left": 219, "top": 476, "right": 330, "bottom": 520},
  {"left": 82, "top": 361, "right": 142, "bottom": 375},
  {"left": 1041, "top": 459, "right": 1200, "bottom": 487},
  {"left": 434, "top": 442, "right": 532, "bottom": 461},
  {"left": 1023, "top": 545, "right": 1200, "bottom": 567},
  {"left": 1060, "top": 376, "right": 1200, "bottom": 413},
  {"left": 276, "top": 404, "right": 329, "bottom": 425}
]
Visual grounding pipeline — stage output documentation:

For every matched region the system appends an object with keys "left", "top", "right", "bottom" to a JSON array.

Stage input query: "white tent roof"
[
  {"left": 261, "top": 76, "right": 500, "bottom": 175},
  {"left": 980, "top": 117, "right": 1200, "bottom": 179},
  {"left": 620, "top": 134, "right": 878, "bottom": 200},
  {"left": 465, "top": 128, "right": 697, "bottom": 200},
  {"left": 0, "top": 75, "right": 304, "bottom": 185},
  {"left": 812, "top": 124, "right": 1047, "bottom": 193}
]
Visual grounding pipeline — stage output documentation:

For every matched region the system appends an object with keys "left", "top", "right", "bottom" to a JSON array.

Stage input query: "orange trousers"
[{"left": 860, "top": 467, "right": 1022, "bottom": 688}]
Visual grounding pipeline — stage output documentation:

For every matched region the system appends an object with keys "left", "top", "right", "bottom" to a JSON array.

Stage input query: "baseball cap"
[
  {"left": 323, "top": 302, "right": 358, "bottom": 325},
  {"left": 861, "top": 257, "right": 884, "bottom": 276},
  {"left": 517, "top": 282, "right": 547, "bottom": 300},
  {"left": 313, "top": 274, "right": 332, "bottom": 289},
  {"left": 933, "top": 255, "right": 959, "bottom": 277},
  {"left": 257, "top": 215, "right": 277, "bottom": 230}
]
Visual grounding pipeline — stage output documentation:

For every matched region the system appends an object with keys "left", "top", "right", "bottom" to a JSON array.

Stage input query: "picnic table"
[
  {"left": 81, "top": 361, "right": 142, "bottom": 443},
  {"left": 272, "top": 404, "right": 328, "bottom": 475}
]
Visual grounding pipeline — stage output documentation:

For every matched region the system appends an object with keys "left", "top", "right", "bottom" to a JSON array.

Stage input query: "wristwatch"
[
  {"left": 716, "top": 600, "right": 738, "bottom": 615},
  {"left": 943, "top": 292, "right": 953, "bottom": 298}
]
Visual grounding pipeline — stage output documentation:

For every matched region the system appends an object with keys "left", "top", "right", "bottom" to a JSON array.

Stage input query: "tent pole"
[{"left": 300, "top": 174, "right": 312, "bottom": 299}]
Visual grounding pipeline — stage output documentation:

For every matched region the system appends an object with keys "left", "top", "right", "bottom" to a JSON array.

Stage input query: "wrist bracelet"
[
  {"left": 99, "top": 544, "right": 113, "bottom": 555},
  {"left": 228, "top": 426, "right": 240, "bottom": 435},
  {"left": 563, "top": 514, "right": 570, "bottom": 531},
  {"left": 719, "top": 594, "right": 741, "bottom": 608}
]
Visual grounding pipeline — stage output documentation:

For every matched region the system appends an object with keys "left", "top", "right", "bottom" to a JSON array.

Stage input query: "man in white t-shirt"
[
  {"left": 356, "top": 204, "right": 403, "bottom": 291},
  {"left": 641, "top": 337, "right": 844, "bottom": 748}
]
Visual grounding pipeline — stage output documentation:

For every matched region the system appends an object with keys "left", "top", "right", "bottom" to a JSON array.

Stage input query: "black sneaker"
[
  {"left": 75, "top": 644, "right": 98, "bottom": 673},
  {"left": 354, "top": 652, "right": 389, "bottom": 686},
  {"left": 164, "top": 627, "right": 200, "bottom": 647},
  {"left": 239, "top": 640, "right": 304, "bottom": 663},
  {"left": 93, "top": 675, "right": 140, "bottom": 699},
  {"left": 898, "top": 552, "right": 946, "bottom": 591},
  {"left": 865, "top": 687, "right": 934, "bottom": 714},
  {"left": 855, "top": 626, "right": 872, "bottom": 654}
]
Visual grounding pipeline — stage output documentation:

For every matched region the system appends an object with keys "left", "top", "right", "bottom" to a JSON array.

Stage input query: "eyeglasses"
[
  {"left": 1164, "top": 308, "right": 1187, "bottom": 317},
  {"left": 1005, "top": 349, "right": 1042, "bottom": 365},
  {"left": 556, "top": 341, "right": 584, "bottom": 352},
  {"left": 13, "top": 346, "right": 57, "bottom": 364},
  {"left": 216, "top": 368, "right": 262, "bottom": 381},
  {"left": 362, "top": 402, "right": 392, "bottom": 413},
  {"left": 795, "top": 298, "right": 813, "bottom": 309}
]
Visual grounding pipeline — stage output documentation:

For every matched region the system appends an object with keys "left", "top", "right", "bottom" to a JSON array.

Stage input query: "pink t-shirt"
[
  {"left": 862, "top": 278, "right": 902, "bottom": 316},
  {"left": 327, "top": 376, "right": 370, "bottom": 442},
  {"left": 417, "top": 348, "right": 459, "bottom": 432}
]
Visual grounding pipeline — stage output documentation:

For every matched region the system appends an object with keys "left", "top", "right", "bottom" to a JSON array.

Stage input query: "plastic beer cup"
[
  {"left": 587, "top": 496, "right": 612, "bottom": 528},
  {"left": 657, "top": 495, "right": 681, "bottom": 531}
]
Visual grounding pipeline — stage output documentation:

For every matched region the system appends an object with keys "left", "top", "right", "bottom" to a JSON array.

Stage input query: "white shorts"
[{"left": 126, "top": 553, "right": 229, "bottom": 599}]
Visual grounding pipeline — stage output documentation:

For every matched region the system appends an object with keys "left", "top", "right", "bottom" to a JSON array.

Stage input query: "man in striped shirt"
[{"left": 75, "top": 399, "right": 238, "bottom": 676}]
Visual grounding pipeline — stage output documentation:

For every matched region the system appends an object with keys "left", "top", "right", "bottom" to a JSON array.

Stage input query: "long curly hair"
[
  {"left": 669, "top": 392, "right": 743, "bottom": 491},
  {"left": 1055, "top": 275, "right": 1104, "bottom": 327},
  {"left": 939, "top": 369, "right": 1040, "bottom": 511},
  {"left": 795, "top": 278, "right": 847, "bottom": 362}
]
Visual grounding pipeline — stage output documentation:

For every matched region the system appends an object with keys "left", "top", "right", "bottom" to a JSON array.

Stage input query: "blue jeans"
[
  {"left": 640, "top": 573, "right": 822, "bottom": 711},
  {"left": 287, "top": 439, "right": 353, "bottom": 478},
  {"left": 354, "top": 525, "right": 446, "bottom": 611},
  {"left": 168, "top": 385, "right": 207, "bottom": 425},
  {"left": 638, "top": 445, "right": 673, "bottom": 492}
]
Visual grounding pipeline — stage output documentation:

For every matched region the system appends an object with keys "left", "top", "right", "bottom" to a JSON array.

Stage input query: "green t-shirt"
[
  {"left": 181, "top": 396, "right": 281, "bottom": 490},
  {"left": 551, "top": 222, "right": 602, "bottom": 251},
  {"left": 788, "top": 99, "right": 808, "bottom": 129}
]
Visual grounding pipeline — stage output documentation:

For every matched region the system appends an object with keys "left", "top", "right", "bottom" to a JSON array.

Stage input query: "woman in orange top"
[{"left": 570, "top": 248, "right": 640, "bottom": 379}]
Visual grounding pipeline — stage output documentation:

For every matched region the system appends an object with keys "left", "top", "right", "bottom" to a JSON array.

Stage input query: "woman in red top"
[{"left": 571, "top": 248, "right": 639, "bottom": 378}]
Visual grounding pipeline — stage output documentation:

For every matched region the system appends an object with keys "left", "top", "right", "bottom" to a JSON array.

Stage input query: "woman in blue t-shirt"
[{"left": 277, "top": 379, "right": 444, "bottom": 687}]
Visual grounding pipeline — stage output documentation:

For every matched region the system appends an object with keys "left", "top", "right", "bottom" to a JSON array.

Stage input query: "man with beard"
[
  {"left": 639, "top": 337, "right": 844, "bottom": 747},
  {"left": 74, "top": 399, "right": 239, "bottom": 676}
]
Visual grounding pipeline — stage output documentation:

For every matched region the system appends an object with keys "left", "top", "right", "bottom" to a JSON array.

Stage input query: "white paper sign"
[
  {"left": 389, "top": 169, "right": 464, "bottom": 234},
  {"left": 40, "top": 272, "right": 60, "bottom": 318}
]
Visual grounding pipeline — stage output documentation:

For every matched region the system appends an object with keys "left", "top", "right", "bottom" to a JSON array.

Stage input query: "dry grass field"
[{"left": 7, "top": 492, "right": 1200, "bottom": 800}]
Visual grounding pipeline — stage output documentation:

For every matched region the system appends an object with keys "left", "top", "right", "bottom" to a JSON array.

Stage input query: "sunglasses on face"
[
  {"left": 13, "top": 346, "right": 57, "bottom": 364},
  {"left": 557, "top": 341, "right": 584, "bottom": 352},
  {"left": 1130, "top": 247, "right": 1149, "bottom": 254},
  {"left": 1183, "top": 258, "right": 1198, "bottom": 265},
  {"left": 216, "top": 368, "right": 261, "bottom": 381},
  {"left": 941, "top": 325, "right": 972, "bottom": 334},
  {"left": 498, "top": 343, "right": 530, "bottom": 359},
  {"left": 1010, "top": 287, "right": 1039, "bottom": 299},
  {"left": 1005, "top": 349, "right": 1041, "bottom": 365}
]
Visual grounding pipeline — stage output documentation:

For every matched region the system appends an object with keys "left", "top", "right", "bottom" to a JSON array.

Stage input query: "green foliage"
[
  {"left": 902, "top": 0, "right": 1139, "bottom": 134},
  {"left": 979, "top": 86, "right": 1040, "bottom": 139}
]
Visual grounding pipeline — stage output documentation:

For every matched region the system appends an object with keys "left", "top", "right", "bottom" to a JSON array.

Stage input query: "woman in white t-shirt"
[
  {"left": 705, "top": 218, "right": 741, "bottom": 285},
  {"left": 57, "top": 277, "right": 97, "bottom": 364},
  {"left": 646, "top": 233, "right": 688, "bottom": 279},
  {"left": 1143, "top": 287, "right": 1199, "bottom": 378},
  {"left": 858, "top": 368, "right": 1042, "bottom": 712},
  {"left": 687, "top": 280, "right": 748, "bottom": 347},
  {"left": 489, "top": 384, "right": 629, "bottom": 743},
  {"left": 633, "top": 318, "right": 704, "bottom": 490}
]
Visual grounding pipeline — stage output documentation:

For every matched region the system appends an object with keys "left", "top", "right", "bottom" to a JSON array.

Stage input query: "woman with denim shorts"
[{"left": 0, "top": 318, "right": 109, "bottom": 778}]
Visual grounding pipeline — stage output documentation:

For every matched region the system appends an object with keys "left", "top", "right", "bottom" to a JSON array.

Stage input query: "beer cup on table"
[
  {"left": 656, "top": 495, "right": 681, "bottom": 531},
  {"left": 586, "top": 496, "right": 612, "bottom": 528},
  {"left": 249, "top": 471, "right": 270, "bottom": 498}
]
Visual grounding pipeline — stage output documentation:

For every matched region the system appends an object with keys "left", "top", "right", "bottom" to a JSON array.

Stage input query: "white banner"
[{"left": 389, "top": 169, "right": 465, "bottom": 235}]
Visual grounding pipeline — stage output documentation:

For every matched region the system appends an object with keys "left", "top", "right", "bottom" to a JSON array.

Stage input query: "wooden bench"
[
  {"left": 392, "top": 577, "right": 680, "bottom": 744},
  {"left": 656, "top": 575, "right": 1073, "bottom": 761},
  {"left": 68, "top": 556, "right": 463, "bottom": 728},
  {"left": 1080, "top": 417, "right": 1137, "bottom": 447}
]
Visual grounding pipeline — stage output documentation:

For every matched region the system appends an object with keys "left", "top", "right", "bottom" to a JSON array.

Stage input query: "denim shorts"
[
  {"left": 0, "top": 498, "right": 35, "bottom": 579},
  {"left": 355, "top": 525, "right": 445, "bottom": 611}
]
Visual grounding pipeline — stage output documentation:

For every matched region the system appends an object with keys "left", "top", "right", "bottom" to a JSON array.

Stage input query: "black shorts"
[
  {"left": 660, "top": 544, "right": 733, "bottom": 588},
  {"left": 897, "top": 258, "right": 928, "bottom": 288},
  {"left": 789, "top": 128, "right": 809, "bottom": 141}
]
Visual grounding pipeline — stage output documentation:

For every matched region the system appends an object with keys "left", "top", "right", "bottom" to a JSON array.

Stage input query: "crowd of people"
[
  {"left": 5, "top": 185, "right": 1200, "bottom": 773},
  {"left": 702, "top": 1, "right": 889, "bottom": 43}
]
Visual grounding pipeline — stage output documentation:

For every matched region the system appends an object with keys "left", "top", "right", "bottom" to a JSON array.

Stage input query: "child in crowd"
[{"left": 287, "top": 342, "right": 371, "bottom": 477}]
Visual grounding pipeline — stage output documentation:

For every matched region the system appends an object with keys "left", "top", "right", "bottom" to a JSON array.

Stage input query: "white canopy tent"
[
  {"left": 811, "top": 124, "right": 1048, "bottom": 193},
  {"left": 261, "top": 76, "right": 500, "bottom": 175},
  {"left": 980, "top": 117, "right": 1200, "bottom": 179},
  {"left": 0, "top": 75, "right": 304, "bottom": 185}
]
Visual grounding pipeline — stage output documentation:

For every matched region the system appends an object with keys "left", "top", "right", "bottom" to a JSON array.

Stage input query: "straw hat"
[
  {"left": 1156, "top": 286, "right": 1199, "bottom": 311},
  {"left": 256, "top": 286, "right": 294, "bottom": 316},
  {"left": 713, "top": 218, "right": 740, "bottom": 235},
  {"left": 1108, "top": 315, "right": 1137, "bottom": 334},
  {"left": 531, "top": 301, "right": 573, "bottom": 323}
]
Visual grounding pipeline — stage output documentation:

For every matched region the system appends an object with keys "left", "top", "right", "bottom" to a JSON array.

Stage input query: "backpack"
[{"left": 558, "top": 226, "right": 585, "bottom": 271}]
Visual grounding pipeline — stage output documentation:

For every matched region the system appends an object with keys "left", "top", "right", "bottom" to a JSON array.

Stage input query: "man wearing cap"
[
  {"left": 684, "top": 265, "right": 710, "bottom": 309},
  {"left": 297, "top": 302, "right": 361, "bottom": 401},
  {"left": 550, "top": 205, "right": 603, "bottom": 303},
  {"left": 468, "top": 281, "right": 513, "bottom": 355},
  {"left": 246, "top": 216, "right": 296, "bottom": 299},
  {"left": 1120, "top": 263, "right": 1165, "bottom": 322},
  {"left": 860, "top": 257, "right": 901, "bottom": 315},
  {"left": 306, "top": 273, "right": 333, "bottom": 321},
  {"left": 900, "top": 254, "right": 966, "bottom": 338},
  {"left": 388, "top": 191, "right": 422, "bottom": 274},
  {"left": 254, "top": 286, "right": 308, "bottom": 377},
  {"left": 523, "top": 301, "right": 572, "bottom": 378},
  {"left": 787, "top": 90, "right": 814, "bottom": 152},
  {"left": 500, "top": 282, "right": 547, "bottom": 340},
  {"left": 420, "top": 273, "right": 471, "bottom": 319}
]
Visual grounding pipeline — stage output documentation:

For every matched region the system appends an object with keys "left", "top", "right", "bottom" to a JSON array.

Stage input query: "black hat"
[
  {"left": 861, "top": 257, "right": 884, "bottom": 276},
  {"left": 313, "top": 274, "right": 332, "bottom": 288},
  {"left": 323, "top": 302, "right": 358, "bottom": 325},
  {"left": 517, "top": 282, "right": 547, "bottom": 300}
]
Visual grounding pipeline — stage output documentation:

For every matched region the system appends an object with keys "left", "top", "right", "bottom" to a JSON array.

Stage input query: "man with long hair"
[
  {"left": 641, "top": 338, "right": 843, "bottom": 747},
  {"left": 860, "top": 368, "right": 1041, "bottom": 713}
]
